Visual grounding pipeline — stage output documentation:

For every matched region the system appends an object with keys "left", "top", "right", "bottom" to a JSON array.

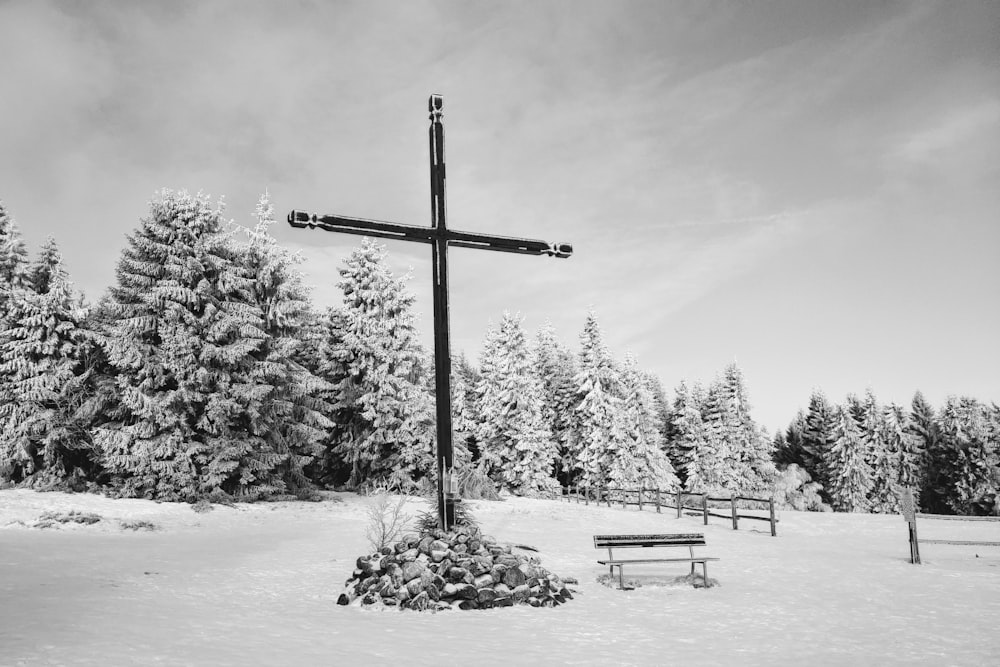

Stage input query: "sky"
[{"left": 1, "top": 0, "right": 997, "bottom": 431}]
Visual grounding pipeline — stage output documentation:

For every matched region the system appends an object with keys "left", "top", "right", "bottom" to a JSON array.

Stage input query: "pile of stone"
[{"left": 337, "top": 524, "right": 576, "bottom": 611}]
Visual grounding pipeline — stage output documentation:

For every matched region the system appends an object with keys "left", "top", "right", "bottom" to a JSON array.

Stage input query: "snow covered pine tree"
[
  {"left": 474, "top": 312, "right": 560, "bottom": 496},
  {"left": 0, "top": 200, "right": 30, "bottom": 333},
  {"left": 533, "top": 322, "right": 580, "bottom": 488},
  {"left": 826, "top": 403, "right": 874, "bottom": 512},
  {"left": 96, "top": 190, "right": 311, "bottom": 500},
  {"left": 316, "top": 238, "right": 435, "bottom": 489},
  {"left": 0, "top": 239, "right": 93, "bottom": 485},
  {"left": 610, "top": 354, "right": 679, "bottom": 492},
  {"left": 572, "top": 312, "right": 628, "bottom": 491},
  {"left": 234, "top": 191, "right": 333, "bottom": 495}
]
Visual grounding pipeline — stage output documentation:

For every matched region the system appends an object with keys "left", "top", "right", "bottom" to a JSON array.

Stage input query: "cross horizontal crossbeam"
[{"left": 288, "top": 211, "right": 573, "bottom": 258}]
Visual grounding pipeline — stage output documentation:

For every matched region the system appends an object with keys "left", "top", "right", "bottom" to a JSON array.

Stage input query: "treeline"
[
  {"left": 456, "top": 314, "right": 775, "bottom": 499},
  {"left": 1, "top": 191, "right": 996, "bottom": 514},
  {"left": 0, "top": 190, "right": 777, "bottom": 502},
  {"left": 774, "top": 390, "right": 1000, "bottom": 516}
]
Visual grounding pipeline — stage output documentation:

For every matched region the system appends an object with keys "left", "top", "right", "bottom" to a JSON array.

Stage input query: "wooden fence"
[
  {"left": 901, "top": 489, "right": 1000, "bottom": 564},
  {"left": 563, "top": 485, "right": 778, "bottom": 537}
]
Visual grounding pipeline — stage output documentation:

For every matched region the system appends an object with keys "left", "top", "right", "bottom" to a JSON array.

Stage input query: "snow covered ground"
[{"left": 1, "top": 489, "right": 997, "bottom": 666}]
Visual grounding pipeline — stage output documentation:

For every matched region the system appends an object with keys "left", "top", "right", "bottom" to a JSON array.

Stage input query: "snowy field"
[{"left": 1, "top": 489, "right": 998, "bottom": 666}]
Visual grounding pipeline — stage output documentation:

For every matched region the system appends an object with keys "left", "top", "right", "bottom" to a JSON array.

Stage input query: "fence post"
[
  {"left": 731, "top": 495, "right": 739, "bottom": 530},
  {"left": 901, "top": 487, "right": 919, "bottom": 563},
  {"left": 638, "top": 488, "right": 643, "bottom": 512},
  {"left": 655, "top": 488, "right": 661, "bottom": 513},
  {"left": 677, "top": 491, "right": 683, "bottom": 518},
  {"left": 769, "top": 497, "right": 777, "bottom": 537},
  {"left": 702, "top": 494, "right": 708, "bottom": 526},
  {"left": 621, "top": 488, "right": 626, "bottom": 510}
]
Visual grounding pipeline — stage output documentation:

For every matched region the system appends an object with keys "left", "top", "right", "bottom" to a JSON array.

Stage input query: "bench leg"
[
  {"left": 702, "top": 562, "right": 709, "bottom": 588},
  {"left": 608, "top": 564, "right": 630, "bottom": 590}
]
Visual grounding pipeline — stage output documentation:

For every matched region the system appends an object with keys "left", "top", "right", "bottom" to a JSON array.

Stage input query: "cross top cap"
[
  {"left": 546, "top": 242, "right": 573, "bottom": 258},
  {"left": 428, "top": 94, "right": 443, "bottom": 113}
]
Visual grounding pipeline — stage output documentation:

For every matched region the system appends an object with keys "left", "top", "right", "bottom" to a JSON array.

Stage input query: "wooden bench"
[{"left": 594, "top": 533, "right": 719, "bottom": 590}]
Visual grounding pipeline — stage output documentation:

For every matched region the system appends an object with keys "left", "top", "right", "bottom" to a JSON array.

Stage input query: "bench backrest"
[{"left": 594, "top": 533, "right": 706, "bottom": 549}]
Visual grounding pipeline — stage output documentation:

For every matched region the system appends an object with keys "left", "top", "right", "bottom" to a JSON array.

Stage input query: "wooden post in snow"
[{"left": 901, "top": 487, "right": 920, "bottom": 564}]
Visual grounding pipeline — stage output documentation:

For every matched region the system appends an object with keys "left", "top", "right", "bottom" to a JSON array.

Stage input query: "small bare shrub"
[
  {"left": 190, "top": 499, "right": 214, "bottom": 514},
  {"left": 365, "top": 494, "right": 412, "bottom": 552},
  {"left": 360, "top": 472, "right": 417, "bottom": 497},
  {"left": 35, "top": 510, "right": 102, "bottom": 528},
  {"left": 119, "top": 519, "right": 157, "bottom": 531}
]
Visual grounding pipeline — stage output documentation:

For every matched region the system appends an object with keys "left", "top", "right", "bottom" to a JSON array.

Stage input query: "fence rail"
[
  {"left": 563, "top": 486, "right": 778, "bottom": 536},
  {"left": 916, "top": 513, "right": 1000, "bottom": 522},
  {"left": 901, "top": 489, "right": 1000, "bottom": 564}
]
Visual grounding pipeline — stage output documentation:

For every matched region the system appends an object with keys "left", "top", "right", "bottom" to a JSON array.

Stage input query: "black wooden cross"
[{"left": 288, "top": 95, "right": 572, "bottom": 529}]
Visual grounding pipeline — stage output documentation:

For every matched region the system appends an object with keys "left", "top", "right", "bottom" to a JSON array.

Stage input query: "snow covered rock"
[{"left": 337, "top": 524, "right": 575, "bottom": 611}]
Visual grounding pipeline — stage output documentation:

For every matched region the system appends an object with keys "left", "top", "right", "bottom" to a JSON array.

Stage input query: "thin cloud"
[
  {"left": 894, "top": 100, "right": 1000, "bottom": 164},
  {"left": 656, "top": 211, "right": 801, "bottom": 230}
]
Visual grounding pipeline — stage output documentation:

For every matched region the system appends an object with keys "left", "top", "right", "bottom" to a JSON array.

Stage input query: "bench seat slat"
[
  {"left": 598, "top": 557, "right": 720, "bottom": 565},
  {"left": 596, "top": 537, "right": 706, "bottom": 542},
  {"left": 595, "top": 533, "right": 704, "bottom": 542},
  {"left": 595, "top": 533, "right": 706, "bottom": 538},
  {"left": 594, "top": 535, "right": 706, "bottom": 548}
]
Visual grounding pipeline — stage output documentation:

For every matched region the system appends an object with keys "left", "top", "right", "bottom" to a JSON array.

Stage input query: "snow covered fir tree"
[
  {"left": 0, "top": 191, "right": 996, "bottom": 517},
  {"left": 683, "top": 364, "right": 776, "bottom": 497},
  {"left": 92, "top": 190, "right": 334, "bottom": 501},
  {"left": 474, "top": 312, "right": 559, "bottom": 497},
  {"left": 311, "top": 237, "right": 435, "bottom": 490},
  {"left": 570, "top": 312, "right": 629, "bottom": 490},
  {"left": 231, "top": 192, "right": 334, "bottom": 494},
  {"left": 533, "top": 322, "right": 579, "bottom": 486},
  {"left": 612, "top": 355, "right": 679, "bottom": 492},
  {"left": 0, "top": 237, "right": 93, "bottom": 485}
]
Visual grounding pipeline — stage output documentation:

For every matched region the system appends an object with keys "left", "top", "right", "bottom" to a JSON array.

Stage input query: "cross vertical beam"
[
  {"left": 288, "top": 95, "right": 572, "bottom": 530},
  {"left": 428, "top": 94, "right": 455, "bottom": 529}
]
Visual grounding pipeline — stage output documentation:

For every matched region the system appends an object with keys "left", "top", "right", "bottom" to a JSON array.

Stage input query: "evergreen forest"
[{"left": 1, "top": 192, "right": 997, "bottom": 515}]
